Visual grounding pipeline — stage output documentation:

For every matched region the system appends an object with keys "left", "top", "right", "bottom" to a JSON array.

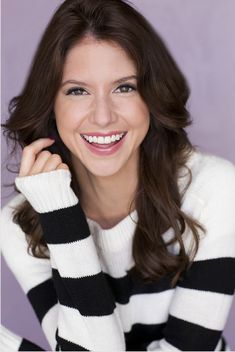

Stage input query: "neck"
[{"left": 71, "top": 153, "right": 139, "bottom": 224}]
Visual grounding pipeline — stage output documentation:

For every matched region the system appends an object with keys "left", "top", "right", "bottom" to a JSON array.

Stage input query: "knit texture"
[{"left": 1, "top": 147, "right": 235, "bottom": 351}]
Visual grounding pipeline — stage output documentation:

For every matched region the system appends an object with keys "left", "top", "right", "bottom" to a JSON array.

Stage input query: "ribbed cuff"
[
  {"left": 0, "top": 325, "right": 22, "bottom": 352},
  {"left": 15, "top": 169, "right": 78, "bottom": 213}
]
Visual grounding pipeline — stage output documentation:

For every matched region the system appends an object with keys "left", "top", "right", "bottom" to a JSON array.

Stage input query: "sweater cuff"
[
  {"left": 15, "top": 169, "right": 78, "bottom": 213},
  {"left": 0, "top": 325, "right": 22, "bottom": 352}
]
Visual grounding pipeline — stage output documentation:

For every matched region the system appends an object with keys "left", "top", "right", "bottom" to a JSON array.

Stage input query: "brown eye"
[
  {"left": 115, "top": 84, "right": 136, "bottom": 93},
  {"left": 66, "top": 87, "right": 88, "bottom": 96}
]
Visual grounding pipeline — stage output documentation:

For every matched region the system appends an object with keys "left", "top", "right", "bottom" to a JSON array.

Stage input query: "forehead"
[{"left": 63, "top": 37, "right": 136, "bottom": 78}]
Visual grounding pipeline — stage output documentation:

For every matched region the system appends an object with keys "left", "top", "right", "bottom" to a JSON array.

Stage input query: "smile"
[
  {"left": 80, "top": 132, "right": 128, "bottom": 156},
  {"left": 81, "top": 132, "right": 127, "bottom": 145}
]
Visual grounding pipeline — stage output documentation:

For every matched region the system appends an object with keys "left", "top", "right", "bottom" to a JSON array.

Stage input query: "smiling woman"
[
  {"left": 1, "top": 0, "right": 235, "bottom": 351},
  {"left": 53, "top": 37, "right": 150, "bottom": 207}
]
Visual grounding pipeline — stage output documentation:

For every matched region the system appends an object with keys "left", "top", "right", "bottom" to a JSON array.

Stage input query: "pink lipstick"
[{"left": 80, "top": 132, "right": 127, "bottom": 156}]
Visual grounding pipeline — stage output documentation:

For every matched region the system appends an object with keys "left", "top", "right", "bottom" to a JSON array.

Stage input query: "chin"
[{"left": 85, "top": 159, "right": 125, "bottom": 178}]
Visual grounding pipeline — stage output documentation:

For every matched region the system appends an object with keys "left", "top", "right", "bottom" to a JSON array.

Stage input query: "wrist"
[{"left": 15, "top": 169, "right": 78, "bottom": 213}]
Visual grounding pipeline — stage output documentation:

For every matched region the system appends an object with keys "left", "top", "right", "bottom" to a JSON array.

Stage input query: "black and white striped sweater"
[{"left": 1, "top": 148, "right": 235, "bottom": 351}]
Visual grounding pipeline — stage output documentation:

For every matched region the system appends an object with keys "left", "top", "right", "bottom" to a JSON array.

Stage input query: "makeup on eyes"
[{"left": 65, "top": 83, "right": 137, "bottom": 96}]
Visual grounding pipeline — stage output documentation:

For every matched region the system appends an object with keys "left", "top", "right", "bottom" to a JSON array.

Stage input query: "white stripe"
[
  {"left": 58, "top": 304, "right": 125, "bottom": 351},
  {"left": 117, "top": 290, "right": 174, "bottom": 332},
  {"left": 0, "top": 325, "right": 22, "bottom": 352},
  {"left": 215, "top": 338, "right": 222, "bottom": 351},
  {"left": 1, "top": 204, "right": 52, "bottom": 292},
  {"left": 194, "top": 236, "right": 235, "bottom": 261},
  {"left": 48, "top": 236, "right": 101, "bottom": 277},
  {"left": 41, "top": 303, "right": 59, "bottom": 351},
  {"left": 147, "top": 337, "right": 181, "bottom": 351},
  {"left": 170, "top": 286, "right": 234, "bottom": 330},
  {"left": 98, "top": 247, "right": 135, "bottom": 278}
]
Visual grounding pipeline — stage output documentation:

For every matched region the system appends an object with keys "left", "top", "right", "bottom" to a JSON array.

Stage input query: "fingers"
[
  {"left": 28, "top": 151, "right": 63, "bottom": 175},
  {"left": 19, "top": 138, "right": 70, "bottom": 177},
  {"left": 19, "top": 138, "right": 54, "bottom": 177},
  {"left": 57, "top": 163, "right": 69, "bottom": 171},
  {"left": 27, "top": 150, "right": 51, "bottom": 175},
  {"left": 42, "top": 154, "right": 63, "bottom": 173}
]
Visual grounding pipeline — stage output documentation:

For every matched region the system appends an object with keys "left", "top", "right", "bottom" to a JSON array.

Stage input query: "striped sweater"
[{"left": 1, "top": 148, "right": 235, "bottom": 351}]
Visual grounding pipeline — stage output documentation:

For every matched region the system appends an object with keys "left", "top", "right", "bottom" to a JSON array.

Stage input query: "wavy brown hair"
[{"left": 2, "top": 0, "right": 205, "bottom": 288}]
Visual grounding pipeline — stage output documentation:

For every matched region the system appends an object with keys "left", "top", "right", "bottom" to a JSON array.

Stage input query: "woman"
[{"left": 1, "top": 0, "right": 235, "bottom": 350}]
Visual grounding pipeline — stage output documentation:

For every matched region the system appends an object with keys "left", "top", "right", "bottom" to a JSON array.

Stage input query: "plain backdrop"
[{"left": 1, "top": 0, "right": 235, "bottom": 350}]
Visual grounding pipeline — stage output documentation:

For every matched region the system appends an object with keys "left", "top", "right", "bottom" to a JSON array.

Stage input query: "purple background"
[{"left": 1, "top": 0, "right": 235, "bottom": 350}]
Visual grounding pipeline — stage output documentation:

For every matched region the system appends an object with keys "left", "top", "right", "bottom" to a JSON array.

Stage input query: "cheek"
[
  {"left": 128, "top": 100, "right": 150, "bottom": 129},
  {"left": 54, "top": 102, "right": 82, "bottom": 131}
]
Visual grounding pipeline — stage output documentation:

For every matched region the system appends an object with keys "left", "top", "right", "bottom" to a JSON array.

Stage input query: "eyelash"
[{"left": 65, "top": 84, "right": 136, "bottom": 96}]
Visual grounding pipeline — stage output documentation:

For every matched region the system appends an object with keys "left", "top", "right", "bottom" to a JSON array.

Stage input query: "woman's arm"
[
  {"left": 1, "top": 194, "right": 58, "bottom": 351},
  {"left": 14, "top": 169, "right": 125, "bottom": 351},
  {"left": 148, "top": 160, "right": 235, "bottom": 351}
]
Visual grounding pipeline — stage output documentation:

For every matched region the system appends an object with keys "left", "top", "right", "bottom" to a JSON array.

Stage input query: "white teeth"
[
  {"left": 104, "top": 136, "right": 111, "bottom": 144},
  {"left": 82, "top": 133, "right": 125, "bottom": 144},
  {"left": 97, "top": 136, "right": 104, "bottom": 144}
]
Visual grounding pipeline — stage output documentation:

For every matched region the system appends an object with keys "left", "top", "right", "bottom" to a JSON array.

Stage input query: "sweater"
[{"left": 1, "top": 147, "right": 235, "bottom": 351}]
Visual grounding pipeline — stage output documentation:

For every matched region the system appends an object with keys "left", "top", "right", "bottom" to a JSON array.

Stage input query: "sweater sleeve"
[
  {"left": 14, "top": 169, "right": 126, "bottom": 351},
  {"left": 147, "top": 159, "right": 235, "bottom": 351},
  {"left": 1, "top": 193, "right": 58, "bottom": 351}
]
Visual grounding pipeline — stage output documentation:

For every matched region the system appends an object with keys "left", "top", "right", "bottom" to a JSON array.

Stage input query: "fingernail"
[{"left": 48, "top": 136, "right": 55, "bottom": 141}]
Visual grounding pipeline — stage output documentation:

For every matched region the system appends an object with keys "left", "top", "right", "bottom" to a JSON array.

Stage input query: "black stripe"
[
  {"left": 221, "top": 335, "right": 227, "bottom": 351},
  {"left": 178, "top": 258, "right": 235, "bottom": 294},
  {"left": 19, "top": 338, "right": 45, "bottom": 351},
  {"left": 52, "top": 268, "right": 116, "bottom": 316},
  {"left": 27, "top": 278, "right": 58, "bottom": 323},
  {"left": 164, "top": 314, "right": 222, "bottom": 350},
  {"left": 125, "top": 322, "right": 166, "bottom": 351},
  {"left": 38, "top": 202, "right": 90, "bottom": 244},
  {"left": 104, "top": 267, "right": 173, "bottom": 304},
  {"left": 56, "top": 328, "right": 89, "bottom": 351}
]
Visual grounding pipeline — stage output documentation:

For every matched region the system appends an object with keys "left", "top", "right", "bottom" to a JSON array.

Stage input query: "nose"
[{"left": 89, "top": 95, "right": 117, "bottom": 128}]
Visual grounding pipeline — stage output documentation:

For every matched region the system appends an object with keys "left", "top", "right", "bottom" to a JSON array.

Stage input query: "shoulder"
[
  {"left": 0, "top": 193, "right": 27, "bottom": 247},
  {"left": 177, "top": 149, "right": 235, "bottom": 259},
  {"left": 1, "top": 193, "right": 26, "bottom": 225},
  {"left": 1, "top": 193, "right": 51, "bottom": 294},
  {"left": 180, "top": 147, "right": 235, "bottom": 205}
]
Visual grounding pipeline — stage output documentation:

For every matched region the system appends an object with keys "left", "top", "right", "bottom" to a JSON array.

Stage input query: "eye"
[
  {"left": 65, "top": 84, "right": 136, "bottom": 96},
  {"left": 66, "top": 87, "right": 88, "bottom": 96},
  {"left": 115, "top": 84, "right": 136, "bottom": 93}
]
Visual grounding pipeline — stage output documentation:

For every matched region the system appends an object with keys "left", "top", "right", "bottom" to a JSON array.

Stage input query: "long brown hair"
[{"left": 2, "top": 0, "right": 205, "bottom": 288}]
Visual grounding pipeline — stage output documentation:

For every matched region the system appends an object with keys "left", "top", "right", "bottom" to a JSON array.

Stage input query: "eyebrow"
[{"left": 61, "top": 75, "right": 138, "bottom": 88}]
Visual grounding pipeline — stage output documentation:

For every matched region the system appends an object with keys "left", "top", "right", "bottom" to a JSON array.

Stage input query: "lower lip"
[{"left": 81, "top": 134, "right": 127, "bottom": 156}]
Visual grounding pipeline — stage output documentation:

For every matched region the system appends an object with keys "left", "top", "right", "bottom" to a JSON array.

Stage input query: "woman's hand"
[
  {"left": 15, "top": 138, "right": 77, "bottom": 213},
  {"left": 19, "top": 138, "right": 69, "bottom": 177}
]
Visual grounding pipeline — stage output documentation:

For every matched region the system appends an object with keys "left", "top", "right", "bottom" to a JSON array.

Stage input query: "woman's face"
[{"left": 54, "top": 36, "right": 150, "bottom": 177}]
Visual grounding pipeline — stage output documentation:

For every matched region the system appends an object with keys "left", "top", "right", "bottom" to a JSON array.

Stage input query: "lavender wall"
[{"left": 1, "top": 0, "right": 235, "bottom": 350}]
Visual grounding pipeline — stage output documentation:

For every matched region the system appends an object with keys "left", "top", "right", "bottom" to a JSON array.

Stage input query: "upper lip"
[{"left": 80, "top": 131, "right": 127, "bottom": 137}]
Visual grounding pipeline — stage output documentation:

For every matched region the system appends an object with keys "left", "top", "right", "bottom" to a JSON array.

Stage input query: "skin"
[{"left": 19, "top": 35, "right": 150, "bottom": 228}]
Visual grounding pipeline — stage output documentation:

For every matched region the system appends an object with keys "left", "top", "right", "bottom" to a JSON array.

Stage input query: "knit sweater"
[{"left": 1, "top": 147, "right": 235, "bottom": 351}]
